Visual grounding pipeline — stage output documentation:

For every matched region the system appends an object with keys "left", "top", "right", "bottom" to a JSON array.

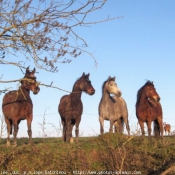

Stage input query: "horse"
[
  {"left": 2, "top": 67, "right": 40, "bottom": 146},
  {"left": 163, "top": 122, "right": 171, "bottom": 135},
  {"left": 136, "top": 81, "right": 163, "bottom": 137},
  {"left": 98, "top": 76, "right": 130, "bottom": 135},
  {"left": 58, "top": 73, "right": 95, "bottom": 143}
]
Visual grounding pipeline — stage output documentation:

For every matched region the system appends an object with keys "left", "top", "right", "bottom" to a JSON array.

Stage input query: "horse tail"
[{"left": 154, "top": 119, "right": 160, "bottom": 137}]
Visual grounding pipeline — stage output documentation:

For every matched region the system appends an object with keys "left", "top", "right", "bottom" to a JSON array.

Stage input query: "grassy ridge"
[{"left": 0, "top": 134, "right": 175, "bottom": 175}]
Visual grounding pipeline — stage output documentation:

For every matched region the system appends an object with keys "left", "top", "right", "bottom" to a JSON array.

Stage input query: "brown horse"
[
  {"left": 2, "top": 67, "right": 40, "bottom": 146},
  {"left": 58, "top": 73, "right": 95, "bottom": 143},
  {"left": 136, "top": 81, "right": 163, "bottom": 137},
  {"left": 163, "top": 122, "right": 171, "bottom": 135}
]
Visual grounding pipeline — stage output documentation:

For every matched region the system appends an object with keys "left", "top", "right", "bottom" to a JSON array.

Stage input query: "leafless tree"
[{"left": 0, "top": 0, "right": 119, "bottom": 73}]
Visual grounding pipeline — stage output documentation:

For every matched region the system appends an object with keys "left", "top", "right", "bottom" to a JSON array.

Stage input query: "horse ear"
[
  {"left": 32, "top": 68, "right": 36, "bottom": 74},
  {"left": 86, "top": 73, "right": 90, "bottom": 78},
  {"left": 26, "top": 66, "right": 30, "bottom": 73},
  {"left": 113, "top": 76, "right": 116, "bottom": 81},
  {"left": 82, "top": 72, "right": 85, "bottom": 77},
  {"left": 108, "top": 76, "right": 111, "bottom": 81}
]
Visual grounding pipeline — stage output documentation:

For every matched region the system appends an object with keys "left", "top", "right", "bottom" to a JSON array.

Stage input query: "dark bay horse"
[
  {"left": 98, "top": 76, "right": 130, "bottom": 135},
  {"left": 136, "top": 81, "right": 163, "bottom": 137},
  {"left": 163, "top": 122, "right": 171, "bottom": 135},
  {"left": 58, "top": 73, "right": 95, "bottom": 143},
  {"left": 2, "top": 67, "right": 40, "bottom": 146}
]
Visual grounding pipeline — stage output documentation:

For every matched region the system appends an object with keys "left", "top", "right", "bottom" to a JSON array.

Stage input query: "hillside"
[{"left": 0, "top": 134, "right": 175, "bottom": 175}]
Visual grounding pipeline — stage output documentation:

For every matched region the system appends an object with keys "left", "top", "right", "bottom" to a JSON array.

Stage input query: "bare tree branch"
[
  {"left": 161, "top": 166, "right": 175, "bottom": 175},
  {"left": 0, "top": 78, "right": 72, "bottom": 93},
  {"left": 0, "top": 0, "right": 119, "bottom": 72}
]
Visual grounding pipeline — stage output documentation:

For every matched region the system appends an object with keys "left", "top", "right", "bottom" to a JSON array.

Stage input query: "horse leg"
[
  {"left": 99, "top": 117, "right": 104, "bottom": 134},
  {"left": 114, "top": 121, "right": 120, "bottom": 132},
  {"left": 109, "top": 120, "right": 114, "bottom": 133},
  {"left": 146, "top": 121, "right": 152, "bottom": 137},
  {"left": 65, "top": 119, "right": 71, "bottom": 142},
  {"left": 138, "top": 120, "right": 145, "bottom": 136},
  {"left": 62, "top": 120, "right": 66, "bottom": 142},
  {"left": 5, "top": 118, "right": 12, "bottom": 146},
  {"left": 13, "top": 120, "right": 18, "bottom": 146},
  {"left": 157, "top": 117, "right": 163, "bottom": 137},
  {"left": 69, "top": 119, "right": 75, "bottom": 143},
  {"left": 27, "top": 118, "right": 33, "bottom": 145},
  {"left": 117, "top": 118, "right": 124, "bottom": 133},
  {"left": 75, "top": 119, "right": 81, "bottom": 142},
  {"left": 123, "top": 117, "right": 130, "bottom": 136}
]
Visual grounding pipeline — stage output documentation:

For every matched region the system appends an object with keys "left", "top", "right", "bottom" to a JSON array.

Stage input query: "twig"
[{"left": 161, "top": 166, "right": 175, "bottom": 175}]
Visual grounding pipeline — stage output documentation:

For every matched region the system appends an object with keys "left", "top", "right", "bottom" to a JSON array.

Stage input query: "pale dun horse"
[
  {"left": 163, "top": 122, "right": 171, "bottom": 135},
  {"left": 98, "top": 76, "right": 130, "bottom": 135}
]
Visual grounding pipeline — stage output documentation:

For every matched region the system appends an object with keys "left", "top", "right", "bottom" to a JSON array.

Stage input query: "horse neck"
[
  {"left": 18, "top": 86, "right": 31, "bottom": 100},
  {"left": 101, "top": 88, "right": 112, "bottom": 101},
  {"left": 137, "top": 93, "right": 149, "bottom": 109},
  {"left": 71, "top": 84, "right": 82, "bottom": 100}
]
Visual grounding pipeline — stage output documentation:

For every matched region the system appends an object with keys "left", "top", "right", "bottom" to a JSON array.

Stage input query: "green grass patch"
[{"left": 0, "top": 134, "right": 175, "bottom": 174}]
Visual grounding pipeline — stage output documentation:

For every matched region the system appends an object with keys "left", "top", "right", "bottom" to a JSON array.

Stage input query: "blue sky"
[{"left": 0, "top": 0, "right": 175, "bottom": 138}]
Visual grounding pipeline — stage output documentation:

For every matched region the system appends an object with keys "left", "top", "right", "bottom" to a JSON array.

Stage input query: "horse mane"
[
  {"left": 102, "top": 79, "right": 108, "bottom": 93},
  {"left": 72, "top": 76, "right": 83, "bottom": 91},
  {"left": 136, "top": 81, "right": 154, "bottom": 106}
]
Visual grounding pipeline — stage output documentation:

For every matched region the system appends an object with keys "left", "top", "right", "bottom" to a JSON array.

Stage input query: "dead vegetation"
[{"left": 0, "top": 134, "right": 175, "bottom": 174}]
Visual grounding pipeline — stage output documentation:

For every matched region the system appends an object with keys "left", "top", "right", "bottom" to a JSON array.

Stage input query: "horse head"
[
  {"left": 76, "top": 72, "right": 95, "bottom": 95},
  {"left": 143, "top": 81, "right": 160, "bottom": 102},
  {"left": 104, "top": 76, "right": 122, "bottom": 97},
  {"left": 21, "top": 67, "right": 40, "bottom": 94}
]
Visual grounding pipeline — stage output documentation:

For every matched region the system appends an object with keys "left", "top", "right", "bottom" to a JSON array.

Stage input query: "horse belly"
[
  {"left": 3, "top": 102, "right": 33, "bottom": 120},
  {"left": 136, "top": 112, "right": 147, "bottom": 122}
]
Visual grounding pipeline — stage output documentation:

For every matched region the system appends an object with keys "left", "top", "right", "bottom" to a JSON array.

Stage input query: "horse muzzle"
[
  {"left": 33, "top": 87, "right": 40, "bottom": 95},
  {"left": 153, "top": 96, "right": 160, "bottom": 102},
  {"left": 152, "top": 96, "right": 160, "bottom": 102},
  {"left": 115, "top": 90, "right": 122, "bottom": 97},
  {"left": 88, "top": 88, "right": 95, "bottom": 95}
]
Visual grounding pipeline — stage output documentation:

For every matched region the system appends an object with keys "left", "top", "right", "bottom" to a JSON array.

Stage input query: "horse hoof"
[
  {"left": 28, "top": 142, "right": 33, "bottom": 146},
  {"left": 13, "top": 143, "right": 17, "bottom": 147},
  {"left": 70, "top": 137, "right": 74, "bottom": 143}
]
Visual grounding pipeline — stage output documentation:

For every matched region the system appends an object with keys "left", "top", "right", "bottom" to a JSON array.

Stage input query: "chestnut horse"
[
  {"left": 136, "top": 81, "right": 163, "bottom": 137},
  {"left": 58, "top": 73, "right": 95, "bottom": 142},
  {"left": 98, "top": 76, "right": 130, "bottom": 135},
  {"left": 163, "top": 122, "right": 171, "bottom": 135},
  {"left": 2, "top": 67, "right": 40, "bottom": 146}
]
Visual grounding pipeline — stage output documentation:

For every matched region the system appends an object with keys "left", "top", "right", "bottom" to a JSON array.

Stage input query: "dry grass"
[{"left": 0, "top": 134, "right": 175, "bottom": 174}]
